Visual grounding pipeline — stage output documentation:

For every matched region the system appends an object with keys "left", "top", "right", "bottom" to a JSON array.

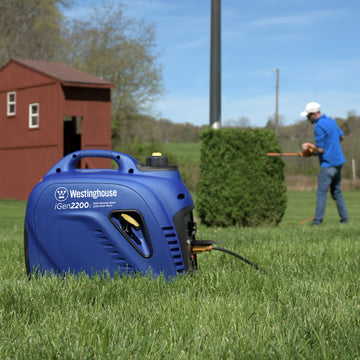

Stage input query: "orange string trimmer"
[
  {"left": 266, "top": 152, "right": 303, "bottom": 156},
  {"left": 266, "top": 148, "right": 317, "bottom": 157}
]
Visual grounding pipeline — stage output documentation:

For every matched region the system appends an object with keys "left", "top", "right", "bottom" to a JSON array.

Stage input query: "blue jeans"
[{"left": 313, "top": 166, "right": 349, "bottom": 224}]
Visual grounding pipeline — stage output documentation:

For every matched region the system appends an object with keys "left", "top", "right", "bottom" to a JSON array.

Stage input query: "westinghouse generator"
[{"left": 25, "top": 150, "right": 260, "bottom": 278}]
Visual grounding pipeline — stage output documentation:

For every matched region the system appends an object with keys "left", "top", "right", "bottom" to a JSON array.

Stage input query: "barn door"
[{"left": 63, "top": 116, "right": 82, "bottom": 156}]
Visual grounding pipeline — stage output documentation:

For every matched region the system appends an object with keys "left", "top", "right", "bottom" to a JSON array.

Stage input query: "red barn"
[{"left": 0, "top": 59, "right": 116, "bottom": 200}]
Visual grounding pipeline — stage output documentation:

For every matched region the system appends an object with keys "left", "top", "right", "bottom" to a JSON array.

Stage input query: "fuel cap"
[{"left": 146, "top": 152, "right": 169, "bottom": 167}]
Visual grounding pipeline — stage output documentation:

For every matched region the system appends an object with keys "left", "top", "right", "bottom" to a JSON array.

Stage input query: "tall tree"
[
  {"left": 63, "top": 1, "right": 164, "bottom": 123},
  {"left": 0, "top": 0, "right": 68, "bottom": 67}
]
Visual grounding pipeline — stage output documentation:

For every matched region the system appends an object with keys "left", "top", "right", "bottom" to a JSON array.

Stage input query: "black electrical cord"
[
  {"left": 191, "top": 240, "right": 264, "bottom": 271},
  {"left": 212, "top": 246, "right": 261, "bottom": 271}
]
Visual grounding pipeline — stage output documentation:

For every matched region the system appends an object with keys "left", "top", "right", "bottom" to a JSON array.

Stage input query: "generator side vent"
[
  {"left": 93, "top": 230, "right": 133, "bottom": 272},
  {"left": 162, "top": 226, "right": 185, "bottom": 273}
]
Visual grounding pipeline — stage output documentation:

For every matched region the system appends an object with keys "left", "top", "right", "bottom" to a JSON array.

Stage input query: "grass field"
[
  {"left": 0, "top": 192, "right": 359, "bottom": 359},
  {"left": 162, "top": 142, "right": 201, "bottom": 163}
]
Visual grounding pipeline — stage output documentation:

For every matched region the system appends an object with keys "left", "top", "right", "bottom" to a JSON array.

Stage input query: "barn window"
[
  {"left": 7, "top": 92, "right": 16, "bottom": 116},
  {"left": 29, "top": 103, "right": 39, "bottom": 128}
]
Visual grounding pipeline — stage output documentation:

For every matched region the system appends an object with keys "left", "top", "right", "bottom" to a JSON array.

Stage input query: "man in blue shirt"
[{"left": 300, "top": 102, "right": 349, "bottom": 225}]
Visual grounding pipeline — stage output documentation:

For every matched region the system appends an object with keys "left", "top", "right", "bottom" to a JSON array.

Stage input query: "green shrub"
[{"left": 196, "top": 128, "right": 287, "bottom": 227}]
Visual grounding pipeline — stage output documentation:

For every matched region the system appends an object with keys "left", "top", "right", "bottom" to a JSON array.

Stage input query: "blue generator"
[{"left": 24, "top": 150, "right": 201, "bottom": 278}]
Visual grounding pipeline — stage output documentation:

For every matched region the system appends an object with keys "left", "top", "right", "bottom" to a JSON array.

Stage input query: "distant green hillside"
[{"left": 162, "top": 142, "right": 201, "bottom": 163}]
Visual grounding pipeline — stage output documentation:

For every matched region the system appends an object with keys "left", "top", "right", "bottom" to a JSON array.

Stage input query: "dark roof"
[{"left": 13, "top": 59, "right": 115, "bottom": 88}]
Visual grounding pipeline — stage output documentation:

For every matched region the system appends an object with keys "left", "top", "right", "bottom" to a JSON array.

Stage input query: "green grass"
[
  {"left": 1, "top": 193, "right": 359, "bottom": 359},
  {"left": 282, "top": 190, "right": 360, "bottom": 226},
  {"left": 162, "top": 142, "right": 201, "bottom": 163}
]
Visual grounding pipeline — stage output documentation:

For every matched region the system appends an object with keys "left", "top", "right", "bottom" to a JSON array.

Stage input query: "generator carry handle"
[{"left": 45, "top": 149, "right": 138, "bottom": 175}]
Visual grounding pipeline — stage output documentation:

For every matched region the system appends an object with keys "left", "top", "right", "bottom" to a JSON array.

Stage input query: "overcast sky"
[{"left": 64, "top": 0, "right": 360, "bottom": 127}]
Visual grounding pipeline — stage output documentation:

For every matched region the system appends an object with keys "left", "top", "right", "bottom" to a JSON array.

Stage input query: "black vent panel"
[
  {"left": 162, "top": 226, "right": 185, "bottom": 273},
  {"left": 93, "top": 229, "right": 133, "bottom": 272}
]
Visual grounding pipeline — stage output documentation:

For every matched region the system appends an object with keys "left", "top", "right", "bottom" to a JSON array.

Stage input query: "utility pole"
[
  {"left": 274, "top": 68, "right": 279, "bottom": 135},
  {"left": 210, "top": 0, "right": 221, "bottom": 129}
]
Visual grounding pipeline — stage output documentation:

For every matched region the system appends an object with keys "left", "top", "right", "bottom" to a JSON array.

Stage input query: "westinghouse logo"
[
  {"left": 69, "top": 189, "right": 117, "bottom": 199},
  {"left": 55, "top": 187, "right": 69, "bottom": 202}
]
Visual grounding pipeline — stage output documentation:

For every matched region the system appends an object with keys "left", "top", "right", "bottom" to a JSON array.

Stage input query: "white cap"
[{"left": 300, "top": 102, "right": 321, "bottom": 117}]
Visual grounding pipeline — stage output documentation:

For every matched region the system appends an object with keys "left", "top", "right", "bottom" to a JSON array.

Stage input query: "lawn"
[
  {"left": 162, "top": 142, "right": 201, "bottom": 163},
  {"left": 0, "top": 192, "right": 359, "bottom": 359}
]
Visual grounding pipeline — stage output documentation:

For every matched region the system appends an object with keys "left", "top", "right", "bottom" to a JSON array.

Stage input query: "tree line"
[{"left": 112, "top": 114, "right": 204, "bottom": 152}]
